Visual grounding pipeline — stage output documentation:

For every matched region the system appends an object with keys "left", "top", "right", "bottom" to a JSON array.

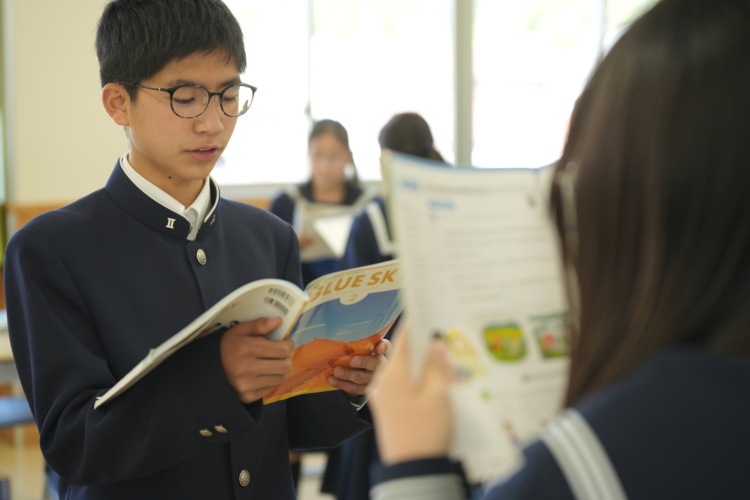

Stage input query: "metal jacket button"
[
  {"left": 239, "top": 469, "right": 251, "bottom": 487},
  {"left": 196, "top": 249, "right": 207, "bottom": 265}
]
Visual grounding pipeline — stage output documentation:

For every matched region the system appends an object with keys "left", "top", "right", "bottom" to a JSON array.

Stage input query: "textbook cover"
[
  {"left": 94, "top": 259, "right": 403, "bottom": 409},
  {"left": 264, "top": 259, "right": 402, "bottom": 403}
]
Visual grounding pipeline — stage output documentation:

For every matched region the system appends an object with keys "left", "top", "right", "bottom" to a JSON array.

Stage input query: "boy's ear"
[{"left": 102, "top": 83, "right": 131, "bottom": 126}]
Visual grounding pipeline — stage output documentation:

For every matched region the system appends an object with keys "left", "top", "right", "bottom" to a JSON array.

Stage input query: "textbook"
[
  {"left": 94, "top": 259, "right": 403, "bottom": 409},
  {"left": 382, "top": 151, "right": 569, "bottom": 483}
]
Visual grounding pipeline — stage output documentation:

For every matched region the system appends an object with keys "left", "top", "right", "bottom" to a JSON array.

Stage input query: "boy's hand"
[
  {"left": 328, "top": 338, "right": 392, "bottom": 397},
  {"left": 220, "top": 317, "right": 294, "bottom": 404}
]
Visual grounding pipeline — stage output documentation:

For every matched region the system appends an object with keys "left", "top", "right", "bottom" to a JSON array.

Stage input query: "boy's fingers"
[
  {"left": 374, "top": 338, "right": 393, "bottom": 356},
  {"left": 227, "top": 316, "right": 283, "bottom": 336}
]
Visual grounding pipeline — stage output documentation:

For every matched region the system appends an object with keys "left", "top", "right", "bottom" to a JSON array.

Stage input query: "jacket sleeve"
[
  {"left": 285, "top": 390, "right": 372, "bottom": 451},
  {"left": 369, "top": 440, "right": 576, "bottom": 500}
]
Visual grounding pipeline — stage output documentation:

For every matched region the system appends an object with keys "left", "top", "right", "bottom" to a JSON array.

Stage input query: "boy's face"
[{"left": 123, "top": 51, "right": 241, "bottom": 203}]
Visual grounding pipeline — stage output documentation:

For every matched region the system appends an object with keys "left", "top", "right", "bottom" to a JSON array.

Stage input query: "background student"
[
  {"left": 368, "top": 0, "right": 750, "bottom": 498},
  {"left": 3, "top": 1, "right": 386, "bottom": 499},
  {"left": 269, "top": 118, "right": 378, "bottom": 486},
  {"left": 340, "top": 112, "right": 445, "bottom": 271},
  {"left": 270, "top": 119, "right": 376, "bottom": 286},
  {"left": 321, "top": 112, "right": 453, "bottom": 500}
]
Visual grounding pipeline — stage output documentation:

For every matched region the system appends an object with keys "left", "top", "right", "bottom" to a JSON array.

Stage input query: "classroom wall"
[{"left": 3, "top": 0, "right": 126, "bottom": 209}]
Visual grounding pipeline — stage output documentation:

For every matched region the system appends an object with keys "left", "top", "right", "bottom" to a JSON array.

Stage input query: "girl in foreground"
[{"left": 369, "top": 0, "right": 750, "bottom": 498}]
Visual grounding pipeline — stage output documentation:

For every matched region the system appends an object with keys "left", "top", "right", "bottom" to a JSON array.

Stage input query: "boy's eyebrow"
[{"left": 165, "top": 77, "right": 243, "bottom": 88}]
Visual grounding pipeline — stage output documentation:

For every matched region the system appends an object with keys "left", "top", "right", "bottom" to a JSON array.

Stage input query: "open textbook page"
[
  {"left": 94, "top": 260, "right": 403, "bottom": 409},
  {"left": 383, "top": 151, "right": 569, "bottom": 483}
]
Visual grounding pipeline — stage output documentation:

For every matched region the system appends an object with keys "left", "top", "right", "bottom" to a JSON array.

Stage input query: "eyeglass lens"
[{"left": 171, "top": 84, "right": 254, "bottom": 118}]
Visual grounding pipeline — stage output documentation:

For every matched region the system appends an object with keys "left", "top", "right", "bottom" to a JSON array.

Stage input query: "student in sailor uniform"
[
  {"left": 3, "top": 1, "right": 387, "bottom": 499},
  {"left": 321, "top": 112, "right": 450, "bottom": 500},
  {"left": 342, "top": 112, "right": 445, "bottom": 271},
  {"left": 368, "top": 1, "right": 750, "bottom": 499},
  {"left": 269, "top": 117, "right": 379, "bottom": 487},
  {"left": 270, "top": 119, "right": 377, "bottom": 287}
]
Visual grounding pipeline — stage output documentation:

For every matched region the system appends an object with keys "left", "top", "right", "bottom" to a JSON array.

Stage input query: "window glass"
[
  {"left": 309, "top": 0, "right": 454, "bottom": 180},
  {"left": 605, "top": 0, "right": 659, "bottom": 50},
  {"left": 217, "top": 1, "right": 310, "bottom": 185},
  {"left": 221, "top": 0, "right": 453, "bottom": 185},
  {"left": 472, "top": 0, "right": 601, "bottom": 169},
  {"left": 219, "top": 0, "right": 659, "bottom": 185}
]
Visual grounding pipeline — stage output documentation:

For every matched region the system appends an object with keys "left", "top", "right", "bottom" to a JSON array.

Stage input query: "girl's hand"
[{"left": 368, "top": 327, "right": 454, "bottom": 465}]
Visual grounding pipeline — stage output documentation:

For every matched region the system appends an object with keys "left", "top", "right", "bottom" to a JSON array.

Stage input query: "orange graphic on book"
[{"left": 263, "top": 327, "right": 392, "bottom": 404}]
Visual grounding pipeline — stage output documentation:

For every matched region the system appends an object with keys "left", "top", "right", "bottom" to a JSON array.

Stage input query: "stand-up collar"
[{"left": 104, "top": 160, "right": 220, "bottom": 241}]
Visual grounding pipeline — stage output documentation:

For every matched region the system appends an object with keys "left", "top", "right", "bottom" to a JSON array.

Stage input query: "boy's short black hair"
[{"left": 96, "top": 0, "right": 246, "bottom": 93}]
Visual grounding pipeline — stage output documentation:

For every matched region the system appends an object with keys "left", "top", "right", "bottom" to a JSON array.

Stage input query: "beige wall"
[{"left": 4, "top": 0, "right": 127, "bottom": 209}]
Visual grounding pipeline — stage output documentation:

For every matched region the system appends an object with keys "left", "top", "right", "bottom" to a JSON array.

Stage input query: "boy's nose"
[{"left": 196, "top": 97, "right": 225, "bottom": 132}]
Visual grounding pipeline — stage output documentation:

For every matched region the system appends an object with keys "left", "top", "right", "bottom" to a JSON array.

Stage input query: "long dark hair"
[
  {"left": 378, "top": 112, "right": 444, "bottom": 162},
  {"left": 551, "top": 0, "right": 750, "bottom": 405}
]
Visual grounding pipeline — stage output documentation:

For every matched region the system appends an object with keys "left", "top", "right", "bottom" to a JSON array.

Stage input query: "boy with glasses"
[{"left": 3, "top": 1, "right": 383, "bottom": 498}]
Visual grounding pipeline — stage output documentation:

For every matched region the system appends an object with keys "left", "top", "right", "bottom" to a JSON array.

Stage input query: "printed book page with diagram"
[{"left": 383, "top": 151, "right": 570, "bottom": 483}]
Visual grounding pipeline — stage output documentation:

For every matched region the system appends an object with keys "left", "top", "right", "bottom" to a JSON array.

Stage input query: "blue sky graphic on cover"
[{"left": 288, "top": 289, "right": 402, "bottom": 347}]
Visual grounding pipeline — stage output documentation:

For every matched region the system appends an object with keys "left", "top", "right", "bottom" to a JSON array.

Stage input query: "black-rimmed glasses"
[{"left": 119, "top": 82, "right": 257, "bottom": 118}]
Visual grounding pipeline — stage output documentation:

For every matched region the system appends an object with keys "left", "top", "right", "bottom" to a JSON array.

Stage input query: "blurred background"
[
  {"left": 0, "top": 0, "right": 656, "bottom": 233},
  {"left": 0, "top": 1, "right": 657, "bottom": 498}
]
